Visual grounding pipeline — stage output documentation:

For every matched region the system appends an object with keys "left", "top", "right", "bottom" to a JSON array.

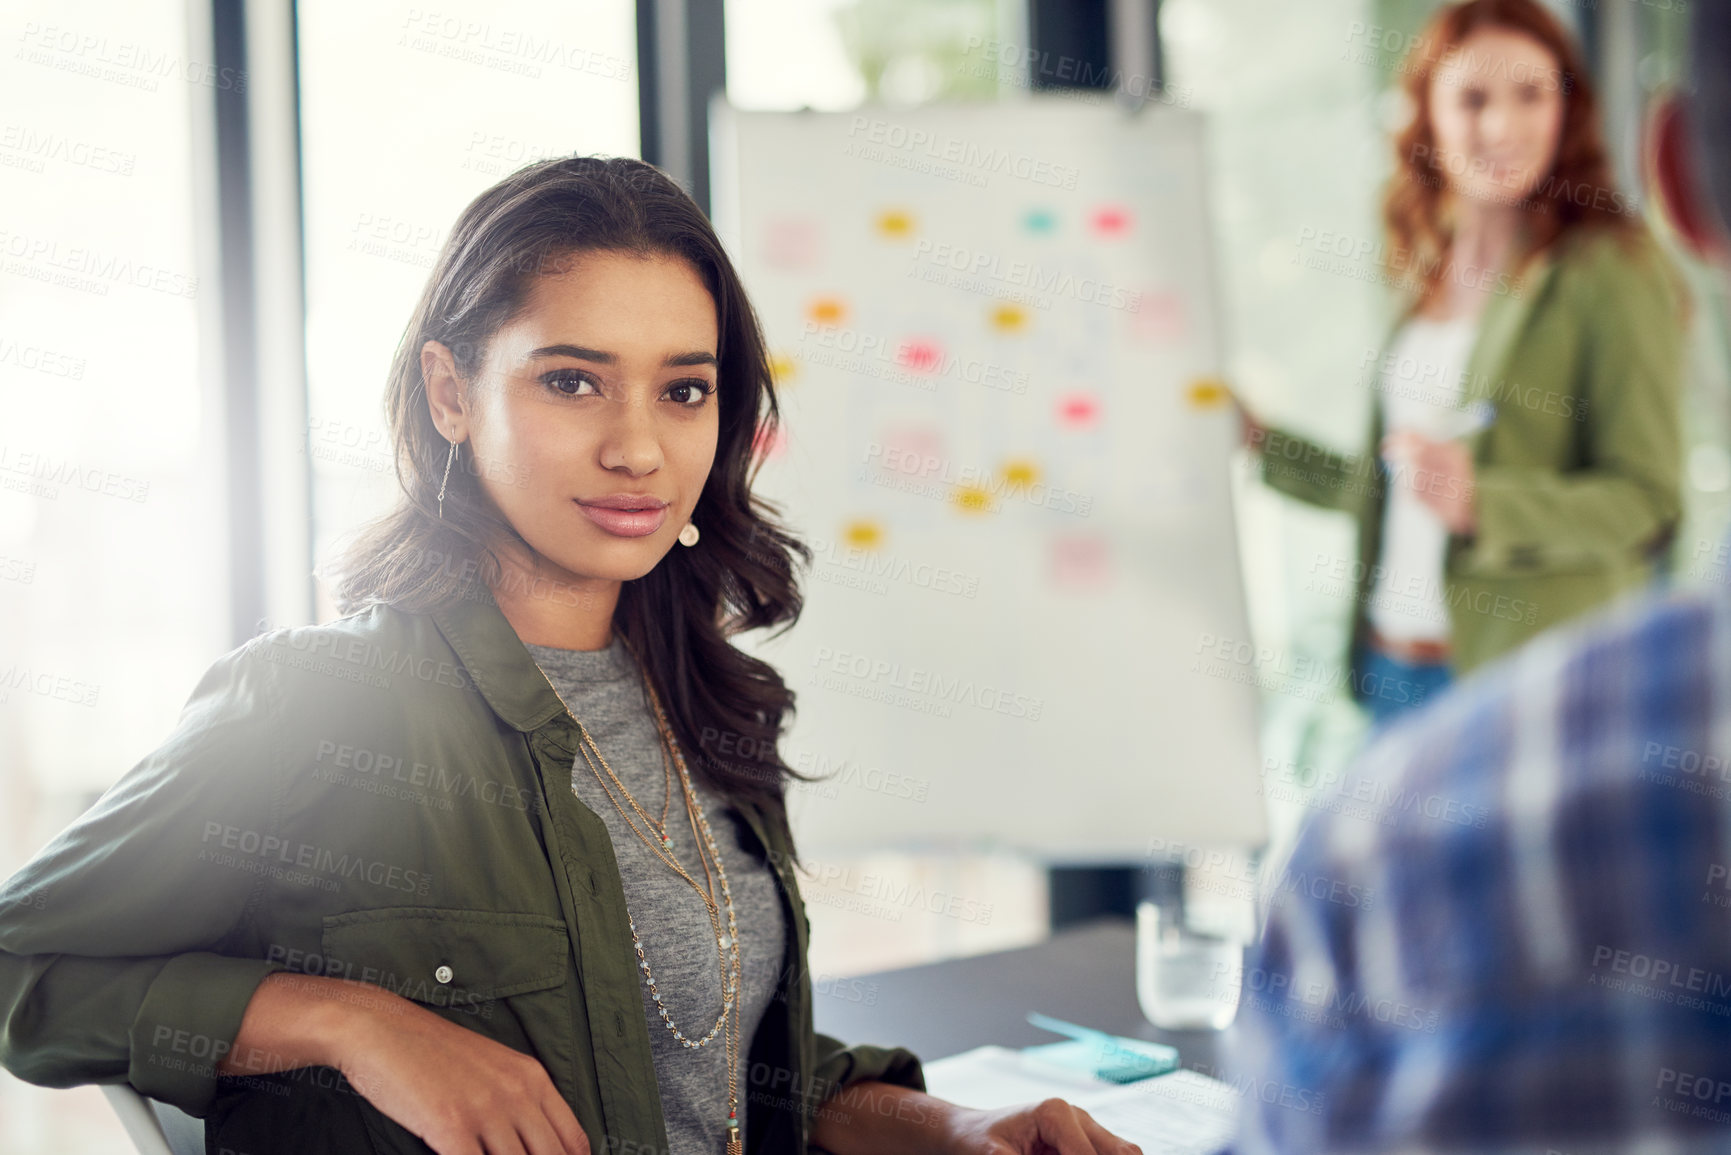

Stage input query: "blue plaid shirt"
[{"left": 1229, "top": 580, "right": 1731, "bottom": 1152}]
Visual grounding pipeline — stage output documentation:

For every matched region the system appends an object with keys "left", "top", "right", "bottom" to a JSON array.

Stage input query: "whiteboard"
[{"left": 711, "top": 98, "right": 1268, "bottom": 860}]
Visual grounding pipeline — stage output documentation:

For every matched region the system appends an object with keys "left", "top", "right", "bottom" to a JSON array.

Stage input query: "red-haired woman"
[{"left": 1238, "top": 0, "right": 1687, "bottom": 729}]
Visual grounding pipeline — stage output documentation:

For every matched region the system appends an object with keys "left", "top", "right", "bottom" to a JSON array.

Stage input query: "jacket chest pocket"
[{"left": 320, "top": 907, "right": 568, "bottom": 1015}]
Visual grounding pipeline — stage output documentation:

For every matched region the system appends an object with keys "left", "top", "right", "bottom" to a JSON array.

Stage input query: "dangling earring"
[
  {"left": 678, "top": 522, "right": 700, "bottom": 547},
  {"left": 437, "top": 432, "right": 458, "bottom": 520}
]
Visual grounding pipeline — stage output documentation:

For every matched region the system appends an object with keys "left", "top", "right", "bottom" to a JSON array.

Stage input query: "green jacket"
[
  {"left": 1255, "top": 225, "right": 1686, "bottom": 692},
  {"left": 0, "top": 594, "right": 924, "bottom": 1154}
]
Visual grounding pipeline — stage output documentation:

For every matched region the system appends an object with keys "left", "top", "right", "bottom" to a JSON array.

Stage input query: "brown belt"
[{"left": 1366, "top": 627, "right": 1452, "bottom": 665}]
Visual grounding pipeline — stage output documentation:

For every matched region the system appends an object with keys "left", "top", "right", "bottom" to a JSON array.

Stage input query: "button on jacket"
[{"left": 0, "top": 594, "right": 925, "bottom": 1154}]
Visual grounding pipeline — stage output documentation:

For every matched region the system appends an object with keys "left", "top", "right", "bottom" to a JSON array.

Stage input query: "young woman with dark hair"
[{"left": 0, "top": 156, "right": 1140, "bottom": 1155}]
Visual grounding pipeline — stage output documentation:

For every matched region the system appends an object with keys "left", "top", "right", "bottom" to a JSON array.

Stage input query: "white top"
[{"left": 1367, "top": 313, "right": 1480, "bottom": 644}]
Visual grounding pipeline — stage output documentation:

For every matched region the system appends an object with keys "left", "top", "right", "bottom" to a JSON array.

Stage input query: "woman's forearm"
[
  {"left": 213, "top": 971, "right": 406, "bottom": 1082},
  {"left": 808, "top": 1079, "right": 959, "bottom": 1155},
  {"left": 1253, "top": 421, "right": 1379, "bottom": 515},
  {"left": 215, "top": 970, "right": 587, "bottom": 1150}
]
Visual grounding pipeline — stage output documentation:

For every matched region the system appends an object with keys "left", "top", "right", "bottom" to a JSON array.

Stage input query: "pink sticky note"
[
  {"left": 897, "top": 338, "right": 944, "bottom": 373},
  {"left": 764, "top": 217, "right": 822, "bottom": 270},
  {"left": 1050, "top": 533, "right": 1112, "bottom": 590},
  {"left": 1089, "top": 205, "right": 1133, "bottom": 238},
  {"left": 1055, "top": 391, "right": 1101, "bottom": 429},
  {"left": 753, "top": 424, "right": 788, "bottom": 461},
  {"left": 878, "top": 425, "right": 945, "bottom": 475},
  {"left": 1128, "top": 289, "right": 1186, "bottom": 342}
]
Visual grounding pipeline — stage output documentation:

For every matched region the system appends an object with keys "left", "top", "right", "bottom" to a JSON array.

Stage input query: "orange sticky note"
[{"left": 808, "top": 296, "right": 847, "bottom": 325}]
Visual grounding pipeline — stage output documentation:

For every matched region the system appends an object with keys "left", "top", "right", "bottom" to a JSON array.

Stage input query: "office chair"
[{"left": 101, "top": 1084, "right": 204, "bottom": 1155}]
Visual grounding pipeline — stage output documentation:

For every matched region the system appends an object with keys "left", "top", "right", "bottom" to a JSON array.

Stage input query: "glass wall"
[
  {"left": 296, "top": 0, "right": 640, "bottom": 621},
  {"left": 1162, "top": 0, "right": 1388, "bottom": 856},
  {"left": 0, "top": 2, "right": 219, "bottom": 1149},
  {"left": 725, "top": 0, "right": 1005, "bottom": 110}
]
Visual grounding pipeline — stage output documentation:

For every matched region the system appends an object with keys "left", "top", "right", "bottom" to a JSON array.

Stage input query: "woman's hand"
[
  {"left": 329, "top": 982, "right": 590, "bottom": 1155},
  {"left": 1225, "top": 387, "right": 1267, "bottom": 451},
  {"left": 807, "top": 1081, "right": 1141, "bottom": 1155},
  {"left": 222, "top": 972, "right": 588, "bottom": 1154},
  {"left": 1381, "top": 430, "right": 1478, "bottom": 535},
  {"left": 940, "top": 1098, "right": 1143, "bottom": 1155}
]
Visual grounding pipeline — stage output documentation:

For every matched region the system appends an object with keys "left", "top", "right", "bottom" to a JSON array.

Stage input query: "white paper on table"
[
  {"left": 922, "top": 1047, "right": 1240, "bottom": 1154},
  {"left": 922, "top": 1044, "right": 1116, "bottom": 1108},
  {"left": 1079, "top": 1070, "right": 1241, "bottom": 1154}
]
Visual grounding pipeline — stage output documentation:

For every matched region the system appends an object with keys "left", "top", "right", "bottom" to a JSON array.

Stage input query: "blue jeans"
[{"left": 1353, "top": 640, "right": 1453, "bottom": 732}]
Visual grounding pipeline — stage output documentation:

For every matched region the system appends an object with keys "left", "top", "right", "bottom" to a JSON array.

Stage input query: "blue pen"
[{"left": 1445, "top": 399, "right": 1496, "bottom": 439}]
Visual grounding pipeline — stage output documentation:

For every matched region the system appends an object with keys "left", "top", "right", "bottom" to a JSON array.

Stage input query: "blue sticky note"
[{"left": 1021, "top": 1036, "right": 1178, "bottom": 1084}]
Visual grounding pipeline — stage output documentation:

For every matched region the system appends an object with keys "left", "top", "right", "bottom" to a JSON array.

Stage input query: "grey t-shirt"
[{"left": 523, "top": 635, "right": 785, "bottom": 1155}]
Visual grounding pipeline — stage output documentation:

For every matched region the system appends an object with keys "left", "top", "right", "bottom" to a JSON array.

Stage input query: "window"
[
  {"left": 296, "top": 0, "right": 639, "bottom": 616},
  {"left": 1, "top": 3, "right": 218, "bottom": 1148}
]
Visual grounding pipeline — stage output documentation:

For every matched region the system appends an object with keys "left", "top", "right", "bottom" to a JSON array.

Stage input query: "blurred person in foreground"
[
  {"left": 1237, "top": 0, "right": 1688, "bottom": 730},
  {"left": 1225, "top": 4, "right": 1731, "bottom": 1150}
]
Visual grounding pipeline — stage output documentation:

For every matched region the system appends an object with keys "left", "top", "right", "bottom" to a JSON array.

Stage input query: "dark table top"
[{"left": 812, "top": 916, "right": 1226, "bottom": 1075}]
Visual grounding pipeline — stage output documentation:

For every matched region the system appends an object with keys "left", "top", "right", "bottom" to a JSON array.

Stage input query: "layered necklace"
[{"left": 531, "top": 634, "right": 744, "bottom": 1155}]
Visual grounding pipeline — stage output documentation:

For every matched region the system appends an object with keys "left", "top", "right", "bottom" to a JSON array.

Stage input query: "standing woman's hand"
[
  {"left": 1381, "top": 430, "right": 1478, "bottom": 536},
  {"left": 1225, "top": 386, "right": 1267, "bottom": 451},
  {"left": 940, "top": 1098, "right": 1143, "bottom": 1155}
]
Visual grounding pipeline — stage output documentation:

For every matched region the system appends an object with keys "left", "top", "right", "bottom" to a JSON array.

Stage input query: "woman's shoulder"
[
  {"left": 1550, "top": 219, "right": 1685, "bottom": 315},
  {"left": 235, "top": 601, "right": 471, "bottom": 704},
  {"left": 1551, "top": 218, "right": 1672, "bottom": 280},
  {"left": 248, "top": 601, "right": 437, "bottom": 654}
]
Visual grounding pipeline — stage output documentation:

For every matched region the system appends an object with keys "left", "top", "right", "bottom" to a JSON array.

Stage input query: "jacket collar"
[
  {"left": 1453, "top": 238, "right": 1562, "bottom": 461},
  {"left": 1460, "top": 242, "right": 1560, "bottom": 406},
  {"left": 432, "top": 593, "right": 571, "bottom": 733},
  {"left": 429, "top": 593, "right": 792, "bottom": 856},
  {"left": 430, "top": 589, "right": 799, "bottom": 880},
  {"left": 1373, "top": 227, "right": 1565, "bottom": 459}
]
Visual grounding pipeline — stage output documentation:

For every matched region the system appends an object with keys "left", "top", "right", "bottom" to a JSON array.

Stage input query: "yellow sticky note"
[
  {"left": 989, "top": 304, "right": 1028, "bottom": 333},
  {"left": 1185, "top": 377, "right": 1230, "bottom": 408},
  {"left": 875, "top": 210, "right": 915, "bottom": 239},
  {"left": 1000, "top": 458, "right": 1040, "bottom": 487},
  {"left": 769, "top": 354, "right": 798, "bottom": 385},
  {"left": 953, "top": 485, "right": 994, "bottom": 515},
  {"left": 843, "top": 520, "right": 884, "bottom": 549}
]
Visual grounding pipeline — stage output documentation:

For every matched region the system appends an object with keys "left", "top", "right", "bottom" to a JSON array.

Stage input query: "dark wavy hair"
[
  {"left": 1384, "top": 0, "right": 1639, "bottom": 309},
  {"left": 324, "top": 156, "right": 816, "bottom": 832}
]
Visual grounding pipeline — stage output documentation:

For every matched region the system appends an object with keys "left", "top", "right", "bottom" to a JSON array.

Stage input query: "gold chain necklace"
[
  {"left": 649, "top": 732, "right": 675, "bottom": 849},
  {"left": 578, "top": 691, "right": 740, "bottom": 1046},
  {"left": 530, "top": 636, "right": 744, "bottom": 1155}
]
